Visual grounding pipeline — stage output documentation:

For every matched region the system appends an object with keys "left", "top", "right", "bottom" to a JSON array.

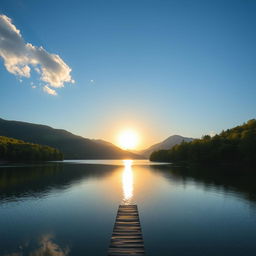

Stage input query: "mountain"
[
  {"left": 92, "top": 139, "right": 117, "bottom": 147},
  {"left": 0, "top": 118, "right": 142, "bottom": 159},
  {"left": 150, "top": 119, "right": 256, "bottom": 165},
  {"left": 0, "top": 136, "right": 63, "bottom": 161},
  {"left": 140, "top": 135, "right": 194, "bottom": 158}
]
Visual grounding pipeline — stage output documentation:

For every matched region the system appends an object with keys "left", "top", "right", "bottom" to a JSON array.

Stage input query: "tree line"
[
  {"left": 0, "top": 136, "right": 63, "bottom": 161},
  {"left": 150, "top": 119, "right": 256, "bottom": 165}
]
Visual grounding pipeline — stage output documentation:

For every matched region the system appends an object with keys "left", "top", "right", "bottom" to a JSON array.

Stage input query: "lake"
[{"left": 0, "top": 160, "right": 256, "bottom": 256}]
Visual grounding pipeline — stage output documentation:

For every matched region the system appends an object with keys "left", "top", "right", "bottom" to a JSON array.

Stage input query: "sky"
[{"left": 0, "top": 0, "right": 256, "bottom": 150}]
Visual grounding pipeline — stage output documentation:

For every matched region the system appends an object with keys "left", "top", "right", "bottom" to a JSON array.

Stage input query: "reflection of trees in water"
[
  {"left": 2, "top": 233, "right": 69, "bottom": 256},
  {"left": 150, "top": 165, "right": 256, "bottom": 205},
  {"left": 0, "top": 163, "right": 115, "bottom": 202}
]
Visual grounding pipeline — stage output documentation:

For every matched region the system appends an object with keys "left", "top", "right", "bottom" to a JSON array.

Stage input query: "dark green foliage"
[
  {"left": 0, "top": 136, "right": 63, "bottom": 161},
  {"left": 150, "top": 119, "right": 256, "bottom": 165},
  {"left": 0, "top": 118, "right": 141, "bottom": 159}
]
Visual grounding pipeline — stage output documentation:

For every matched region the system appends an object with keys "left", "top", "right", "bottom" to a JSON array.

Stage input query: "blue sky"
[{"left": 0, "top": 0, "right": 256, "bottom": 149}]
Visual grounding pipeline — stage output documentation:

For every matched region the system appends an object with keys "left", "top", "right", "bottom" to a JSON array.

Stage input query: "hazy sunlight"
[{"left": 118, "top": 130, "right": 139, "bottom": 150}]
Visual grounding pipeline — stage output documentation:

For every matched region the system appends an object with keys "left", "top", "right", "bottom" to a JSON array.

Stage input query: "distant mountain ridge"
[
  {"left": 150, "top": 119, "right": 256, "bottom": 165},
  {"left": 140, "top": 135, "right": 194, "bottom": 158},
  {"left": 0, "top": 118, "right": 142, "bottom": 159}
]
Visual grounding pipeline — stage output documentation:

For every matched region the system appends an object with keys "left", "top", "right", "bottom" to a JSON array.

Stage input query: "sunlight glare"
[
  {"left": 122, "top": 160, "right": 134, "bottom": 205},
  {"left": 118, "top": 130, "right": 139, "bottom": 150}
]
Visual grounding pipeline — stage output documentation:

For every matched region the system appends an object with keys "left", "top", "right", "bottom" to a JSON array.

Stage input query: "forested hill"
[
  {"left": 139, "top": 135, "right": 194, "bottom": 158},
  {"left": 0, "top": 136, "right": 63, "bottom": 161},
  {"left": 150, "top": 119, "right": 256, "bottom": 165},
  {"left": 0, "top": 118, "right": 141, "bottom": 159}
]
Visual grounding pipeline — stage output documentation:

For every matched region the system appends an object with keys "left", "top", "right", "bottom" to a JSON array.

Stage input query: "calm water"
[{"left": 0, "top": 160, "right": 256, "bottom": 256}]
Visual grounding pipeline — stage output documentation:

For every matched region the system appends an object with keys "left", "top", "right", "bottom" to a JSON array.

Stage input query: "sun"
[{"left": 118, "top": 130, "right": 139, "bottom": 150}]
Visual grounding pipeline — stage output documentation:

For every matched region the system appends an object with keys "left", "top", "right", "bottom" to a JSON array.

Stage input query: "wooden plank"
[{"left": 108, "top": 204, "right": 145, "bottom": 255}]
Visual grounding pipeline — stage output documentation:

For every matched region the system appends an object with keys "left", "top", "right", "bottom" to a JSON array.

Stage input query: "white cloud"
[
  {"left": 43, "top": 85, "right": 57, "bottom": 95},
  {"left": 31, "top": 82, "right": 36, "bottom": 89},
  {"left": 0, "top": 14, "right": 74, "bottom": 94}
]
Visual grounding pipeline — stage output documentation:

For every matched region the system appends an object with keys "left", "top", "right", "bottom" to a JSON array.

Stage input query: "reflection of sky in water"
[
  {"left": 122, "top": 160, "right": 134, "bottom": 205},
  {"left": 1, "top": 161, "right": 256, "bottom": 256},
  {"left": 2, "top": 233, "right": 69, "bottom": 256}
]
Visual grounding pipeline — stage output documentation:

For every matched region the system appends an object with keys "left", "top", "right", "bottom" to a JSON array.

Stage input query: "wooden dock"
[{"left": 108, "top": 204, "right": 145, "bottom": 256}]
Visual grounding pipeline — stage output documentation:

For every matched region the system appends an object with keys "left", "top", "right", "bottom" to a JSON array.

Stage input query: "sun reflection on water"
[{"left": 122, "top": 160, "right": 134, "bottom": 205}]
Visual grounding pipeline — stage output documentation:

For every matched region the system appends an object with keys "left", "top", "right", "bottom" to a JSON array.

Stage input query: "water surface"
[{"left": 0, "top": 160, "right": 256, "bottom": 255}]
